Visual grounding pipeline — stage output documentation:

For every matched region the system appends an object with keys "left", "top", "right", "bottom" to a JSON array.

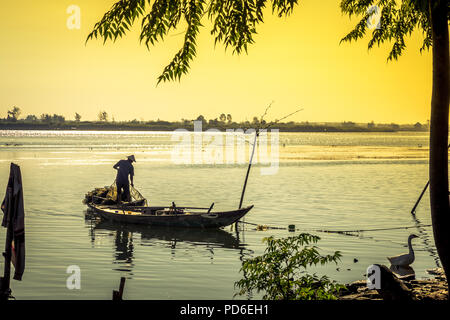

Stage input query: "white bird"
[{"left": 387, "top": 234, "right": 419, "bottom": 267}]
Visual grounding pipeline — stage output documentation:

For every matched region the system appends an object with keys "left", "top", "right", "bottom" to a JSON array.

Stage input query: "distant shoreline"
[{"left": 0, "top": 121, "right": 429, "bottom": 133}]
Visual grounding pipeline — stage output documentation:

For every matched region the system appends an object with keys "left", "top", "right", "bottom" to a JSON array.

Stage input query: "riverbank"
[
  {"left": 0, "top": 121, "right": 428, "bottom": 133},
  {"left": 339, "top": 268, "right": 448, "bottom": 301}
]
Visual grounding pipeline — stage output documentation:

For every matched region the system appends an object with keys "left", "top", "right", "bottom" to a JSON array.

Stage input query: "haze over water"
[{"left": 0, "top": 130, "right": 438, "bottom": 299}]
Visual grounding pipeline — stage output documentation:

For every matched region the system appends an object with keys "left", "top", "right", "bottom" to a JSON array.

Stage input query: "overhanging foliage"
[{"left": 86, "top": 0, "right": 299, "bottom": 84}]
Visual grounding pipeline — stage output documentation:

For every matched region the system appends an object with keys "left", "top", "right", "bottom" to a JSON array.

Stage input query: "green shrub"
[{"left": 234, "top": 233, "right": 345, "bottom": 300}]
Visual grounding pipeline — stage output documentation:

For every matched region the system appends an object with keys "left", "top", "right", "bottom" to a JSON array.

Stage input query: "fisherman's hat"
[{"left": 127, "top": 155, "right": 136, "bottom": 162}]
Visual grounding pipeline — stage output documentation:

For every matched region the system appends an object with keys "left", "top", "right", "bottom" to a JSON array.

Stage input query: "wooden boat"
[
  {"left": 87, "top": 203, "right": 253, "bottom": 228},
  {"left": 84, "top": 131, "right": 263, "bottom": 228}
]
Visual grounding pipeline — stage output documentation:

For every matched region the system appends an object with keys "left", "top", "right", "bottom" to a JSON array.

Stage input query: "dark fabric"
[
  {"left": 1, "top": 163, "right": 25, "bottom": 281},
  {"left": 116, "top": 181, "right": 130, "bottom": 203},
  {"left": 113, "top": 160, "right": 134, "bottom": 185}
]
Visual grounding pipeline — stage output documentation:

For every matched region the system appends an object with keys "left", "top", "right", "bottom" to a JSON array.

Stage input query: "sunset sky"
[{"left": 0, "top": 0, "right": 433, "bottom": 124}]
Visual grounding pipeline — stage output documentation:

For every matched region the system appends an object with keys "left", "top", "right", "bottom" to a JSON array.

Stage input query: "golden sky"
[{"left": 0, "top": 0, "right": 433, "bottom": 124}]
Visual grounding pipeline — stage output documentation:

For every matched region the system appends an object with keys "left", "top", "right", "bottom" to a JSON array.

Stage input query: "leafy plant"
[
  {"left": 234, "top": 233, "right": 344, "bottom": 300},
  {"left": 86, "top": 0, "right": 299, "bottom": 84},
  {"left": 340, "top": 0, "right": 436, "bottom": 61}
]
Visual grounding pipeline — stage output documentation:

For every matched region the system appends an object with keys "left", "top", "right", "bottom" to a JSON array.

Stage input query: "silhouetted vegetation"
[
  {"left": 6, "top": 106, "right": 21, "bottom": 122},
  {"left": 234, "top": 233, "right": 344, "bottom": 300},
  {"left": 98, "top": 111, "right": 109, "bottom": 122},
  {"left": 0, "top": 110, "right": 429, "bottom": 132}
]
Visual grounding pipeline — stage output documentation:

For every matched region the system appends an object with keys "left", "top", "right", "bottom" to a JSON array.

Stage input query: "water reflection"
[
  {"left": 390, "top": 265, "right": 415, "bottom": 279},
  {"left": 85, "top": 212, "right": 252, "bottom": 278},
  {"left": 113, "top": 229, "right": 134, "bottom": 272},
  {"left": 410, "top": 211, "right": 441, "bottom": 268}
]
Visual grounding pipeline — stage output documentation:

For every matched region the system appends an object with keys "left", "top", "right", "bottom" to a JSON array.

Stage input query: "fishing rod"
[{"left": 411, "top": 143, "right": 450, "bottom": 214}]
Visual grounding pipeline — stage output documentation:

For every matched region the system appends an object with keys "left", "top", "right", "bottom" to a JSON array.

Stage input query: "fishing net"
[
  {"left": 84, "top": 181, "right": 147, "bottom": 206},
  {"left": 130, "top": 185, "right": 146, "bottom": 203}
]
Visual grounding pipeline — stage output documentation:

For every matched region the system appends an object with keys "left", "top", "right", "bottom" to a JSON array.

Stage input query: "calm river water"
[{"left": 0, "top": 130, "right": 440, "bottom": 299}]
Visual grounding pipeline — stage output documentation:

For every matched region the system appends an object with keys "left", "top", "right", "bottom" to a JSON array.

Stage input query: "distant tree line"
[{"left": 0, "top": 106, "right": 429, "bottom": 132}]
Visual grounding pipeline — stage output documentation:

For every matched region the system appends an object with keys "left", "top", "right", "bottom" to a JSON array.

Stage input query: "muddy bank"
[{"left": 339, "top": 267, "right": 448, "bottom": 301}]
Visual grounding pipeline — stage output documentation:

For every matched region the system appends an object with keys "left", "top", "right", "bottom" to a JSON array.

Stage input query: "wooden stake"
[
  {"left": 411, "top": 144, "right": 450, "bottom": 214},
  {"left": 112, "top": 277, "right": 126, "bottom": 300}
]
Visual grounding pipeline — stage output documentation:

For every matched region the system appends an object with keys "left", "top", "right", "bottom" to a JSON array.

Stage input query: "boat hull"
[{"left": 87, "top": 204, "right": 253, "bottom": 228}]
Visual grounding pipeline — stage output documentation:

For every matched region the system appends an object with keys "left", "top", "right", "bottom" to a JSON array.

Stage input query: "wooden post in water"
[
  {"left": 112, "top": 277, "right": 126, "bottom": 300},
  {"left": 411, "top": 144, "right": 450, "bottom": 214},
  {"left": 411, "top": 181, "right": 430, "bottom": 214}
]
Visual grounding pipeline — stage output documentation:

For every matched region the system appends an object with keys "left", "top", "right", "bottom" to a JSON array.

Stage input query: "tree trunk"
[{"left": 429, "top": 0, "right": 450, "bottom": 293}]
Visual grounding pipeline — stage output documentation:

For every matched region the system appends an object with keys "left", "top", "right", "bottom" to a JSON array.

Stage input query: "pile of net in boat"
[{"left": 83, "top": 183, "right": 147, "bottom": 206}]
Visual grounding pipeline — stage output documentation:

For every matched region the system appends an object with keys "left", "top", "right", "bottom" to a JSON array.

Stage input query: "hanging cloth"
[{"left": 1, "top": 163, "right": 25, "bottom": 281}]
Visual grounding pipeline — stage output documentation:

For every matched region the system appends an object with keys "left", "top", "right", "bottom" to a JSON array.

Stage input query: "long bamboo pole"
[
  {"left": 411, "top": 144, "right": 450, "bottom": 214},
  {"left": 239, "top": 131, "right": 258, "bottom": 209},
  {"left": 411, "top": 181, "right": 430, "bottom": 214},
  {"left": 234, "top": 107, "right": 302, "bottom": 231}
]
